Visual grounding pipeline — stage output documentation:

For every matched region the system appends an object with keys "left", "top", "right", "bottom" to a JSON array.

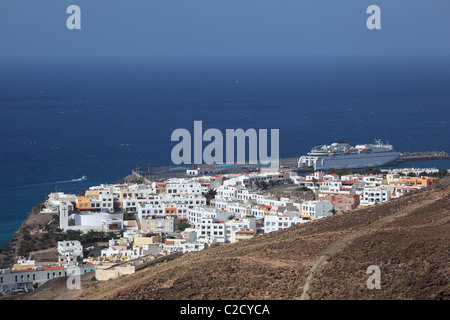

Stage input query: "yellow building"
[
  {"left": 165, "top": 237, "right": 186, "bottom": 246},
  {"left": 235, "top": 229, "right": 256, "bottom": 242},
  {"left": 140, "top": 217, "right": 177, "bottom": 233},
  {"left": 155, "top": 183, "right": 167, "bottom": 195},
  {"left": 12, "top": 259, "right": 36, "bottom": 271},
  {"left": 258, "top": 205, "right": 273, "bottom": 215},
  {"left": 133, "top": 233, "right": 162, "bottom": 247},
  {"left": 119, "top": 188, "right": 134, "bottom": 206},
  {"left": 95, "top": 263, "right": 136, "bottom": 281},
  {"left": 85, "top": 190, "right": 100, "bottom": 200}
]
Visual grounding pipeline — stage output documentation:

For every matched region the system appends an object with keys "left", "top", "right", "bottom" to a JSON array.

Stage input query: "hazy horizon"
[{"left": 1, "top": 0, "right": 449, "bottom": 60}]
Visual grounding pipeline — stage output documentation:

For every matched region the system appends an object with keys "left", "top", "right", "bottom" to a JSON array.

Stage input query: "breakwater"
[
  {"left": 398, "top": 151, "right": 450, "bottom": 163},
  {"left": 127, "top": 158, "right": 301, "bottom": 182},
  {"left": 127, "top": 151, "right": 449, "bottom": 181}
]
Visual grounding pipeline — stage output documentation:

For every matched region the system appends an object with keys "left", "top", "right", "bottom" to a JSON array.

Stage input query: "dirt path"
[
  {"left": 53, "top": 272, "right": 95, "bottom": 300},
  {"left": 300, "top": 192, "right": 445, "bottom": 300},
  {"left": 29, "top": 247, "right": 58, "bottom": 256}
]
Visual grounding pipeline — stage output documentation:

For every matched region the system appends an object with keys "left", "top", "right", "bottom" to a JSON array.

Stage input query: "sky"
[{"left": 0, "top": 0, "right": 449, "bottom": 60}]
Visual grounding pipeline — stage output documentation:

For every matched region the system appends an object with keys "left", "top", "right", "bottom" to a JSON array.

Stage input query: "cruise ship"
[{"left": 297, "top": 140, "right": 401, "bottom": 170}]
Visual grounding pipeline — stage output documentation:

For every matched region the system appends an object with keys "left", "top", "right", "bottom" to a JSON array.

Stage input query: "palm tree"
[
  {"left": 206, "top": 188, "right": 217, "bottom": 197},
  {"left": 205, "top": 188, "right": 217, "bottom": 205},
  {"left": 312, "top": 177, "right": 318, "bottom": 199}
]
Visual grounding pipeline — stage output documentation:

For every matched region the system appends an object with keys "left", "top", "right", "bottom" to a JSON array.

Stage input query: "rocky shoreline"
[
  {"left": 0, "top": 204, "right": 63, "bottom": 269},
  {"left": 0, "top": 219, "right": 25, "bottom": 269}
]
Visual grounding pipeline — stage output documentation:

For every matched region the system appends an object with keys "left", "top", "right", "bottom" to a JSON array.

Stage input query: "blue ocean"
[{"left": 0, "top": 56, "right": 449, "bottom": 247}]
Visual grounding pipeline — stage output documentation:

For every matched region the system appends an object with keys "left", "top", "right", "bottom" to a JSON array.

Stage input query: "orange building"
[
  {"left": 399, "top": 176, "right": 439, "bottom": 187},
  {"left": 258, "top": 205, "right": 273, "bottom": 215},
  {"left": 156, "top": 183, "right": 167, "bottom": 195},
  {"left": 164, "top": 203, "right": 177, "bottom": 216},
  {"left": 85, "top": 190, "right": 99, "bottom": 200},
  {"left": 76, "top": 196, "right": 90, "bottom": 210}
]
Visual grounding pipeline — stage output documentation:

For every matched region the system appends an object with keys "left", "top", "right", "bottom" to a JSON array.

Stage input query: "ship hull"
[{"left": 299, "top": 151, "right": 401, "bottom": 170}]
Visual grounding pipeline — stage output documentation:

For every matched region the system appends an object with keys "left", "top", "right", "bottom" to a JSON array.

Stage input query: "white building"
[
  {"left": 235, "top": 172, "right": 290, "bottom": 186},
  {"left": 164, "top": 195, "right": 206, "bottom": 210},
  {"left": 136, "top": 202, "right": 165, "bottom": 219},
  {"left": 360, "top": 187, "right": 391, "bottom": 206},
  {"left": 187, "top": 206, "right": 230, "bottom": 227},
  {"left": 0, "top": 264, "right": 95, "bottom": 296},
  {"left": 196, "top": 218, "right": 227, "bottom": 243},
  {"left": 134, "top": 195, "right": 206, "bottom": 220},
  {"left": 305, "top": 171, "right": 324, "bottom": 180},
  {"left": 46, "top": 193, "right": 77, "bottom": 212},
  {"left": 257, "top": 197, "right": 289, "bottom": 207},
  {"left": 101, "top": 246, "right": 141, "bottom": 260},
  {"left": 186, "top": 216, "right": 256, "bottom": 244},
  {"left": 59, "top": 202, "right": 70, "bottom": 230},
  {"left": 123, "top": 197, "right": 159, "bottom": 213},
  {"left": 386, "top": 167, "right": 439, "bottom": 176},
  {"left": 58, "top": 241, "right": 83, "bottom": 260},
  {"left": 89, "top": 194, "right": 114, "bottom": 212},
  {"left": 361, "top": 175, "right": 383, "bottom": 187},
  {"left": 226, "top": 217, "right": 257, "bottom": 242},
  {"left": 216, "top": 185, "right": 241, "bottom": 201},
  {"left": 163, "top": 242, "right": 206, "bottom": 253},
  {"left": 70, "top": 211, "right": 123, "bottom": 231},
  {"left": 324, "top": 173, "right": 340, "bottom": 181},
  {"left": 301, "top": 200, "right": 334, "bottom": 219},
  {"left": 319, "top": 181, "right": 343, "bottom": 194},
  {"left": 264, "top": 214, "right": 308, "bottom": 233},
  {"left": 236, "top": 189, "right": 265, "bottom": 201},
  {"left": 186, "top": 168, "right": 217, "bottom": 176},
  {"left": 166, "top": 180, "right": 203, "bottom": 195}
]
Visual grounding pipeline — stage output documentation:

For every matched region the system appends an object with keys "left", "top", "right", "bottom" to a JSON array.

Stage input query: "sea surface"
[{"left": 0, "top": 56, "right": 449, "bottom": 247}]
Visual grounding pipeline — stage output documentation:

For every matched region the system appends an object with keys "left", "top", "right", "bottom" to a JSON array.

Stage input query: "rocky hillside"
[
  {"left": 0, "top": 204, "right": 55, "bottom": 269},
  {"left": 19, "top": 179, "right": 450, "bottom": 300}
]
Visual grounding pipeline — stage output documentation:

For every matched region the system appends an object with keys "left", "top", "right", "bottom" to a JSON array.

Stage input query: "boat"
[{"left": 297, "top": 139, "right": 401, "bottom": 170}]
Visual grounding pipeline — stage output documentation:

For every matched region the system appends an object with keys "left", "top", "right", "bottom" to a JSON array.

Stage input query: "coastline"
[
  {"left": 0, "top": 204, "right": 55, "bottom": 268},
  {"left": 0, "top": 228, "right": 21, "bottom": 269}
]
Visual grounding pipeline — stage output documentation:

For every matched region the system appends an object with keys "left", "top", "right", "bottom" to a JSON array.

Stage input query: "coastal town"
[{"left": 0, "top": 165, "right": 447, "bottom": 296}]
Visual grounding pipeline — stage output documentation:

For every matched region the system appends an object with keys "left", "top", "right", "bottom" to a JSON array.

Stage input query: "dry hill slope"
[{"left": 22, "top": 181, "right": 450, "bottom": 300}]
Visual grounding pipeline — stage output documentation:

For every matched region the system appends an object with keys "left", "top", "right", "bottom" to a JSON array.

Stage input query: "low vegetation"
[{"left": 16, "top": 208, "right": 120, "bottom": 257}]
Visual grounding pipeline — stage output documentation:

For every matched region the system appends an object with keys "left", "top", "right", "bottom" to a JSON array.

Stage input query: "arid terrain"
[{"left": 12, "top": 179, "right": 450, "bottom": 300}]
